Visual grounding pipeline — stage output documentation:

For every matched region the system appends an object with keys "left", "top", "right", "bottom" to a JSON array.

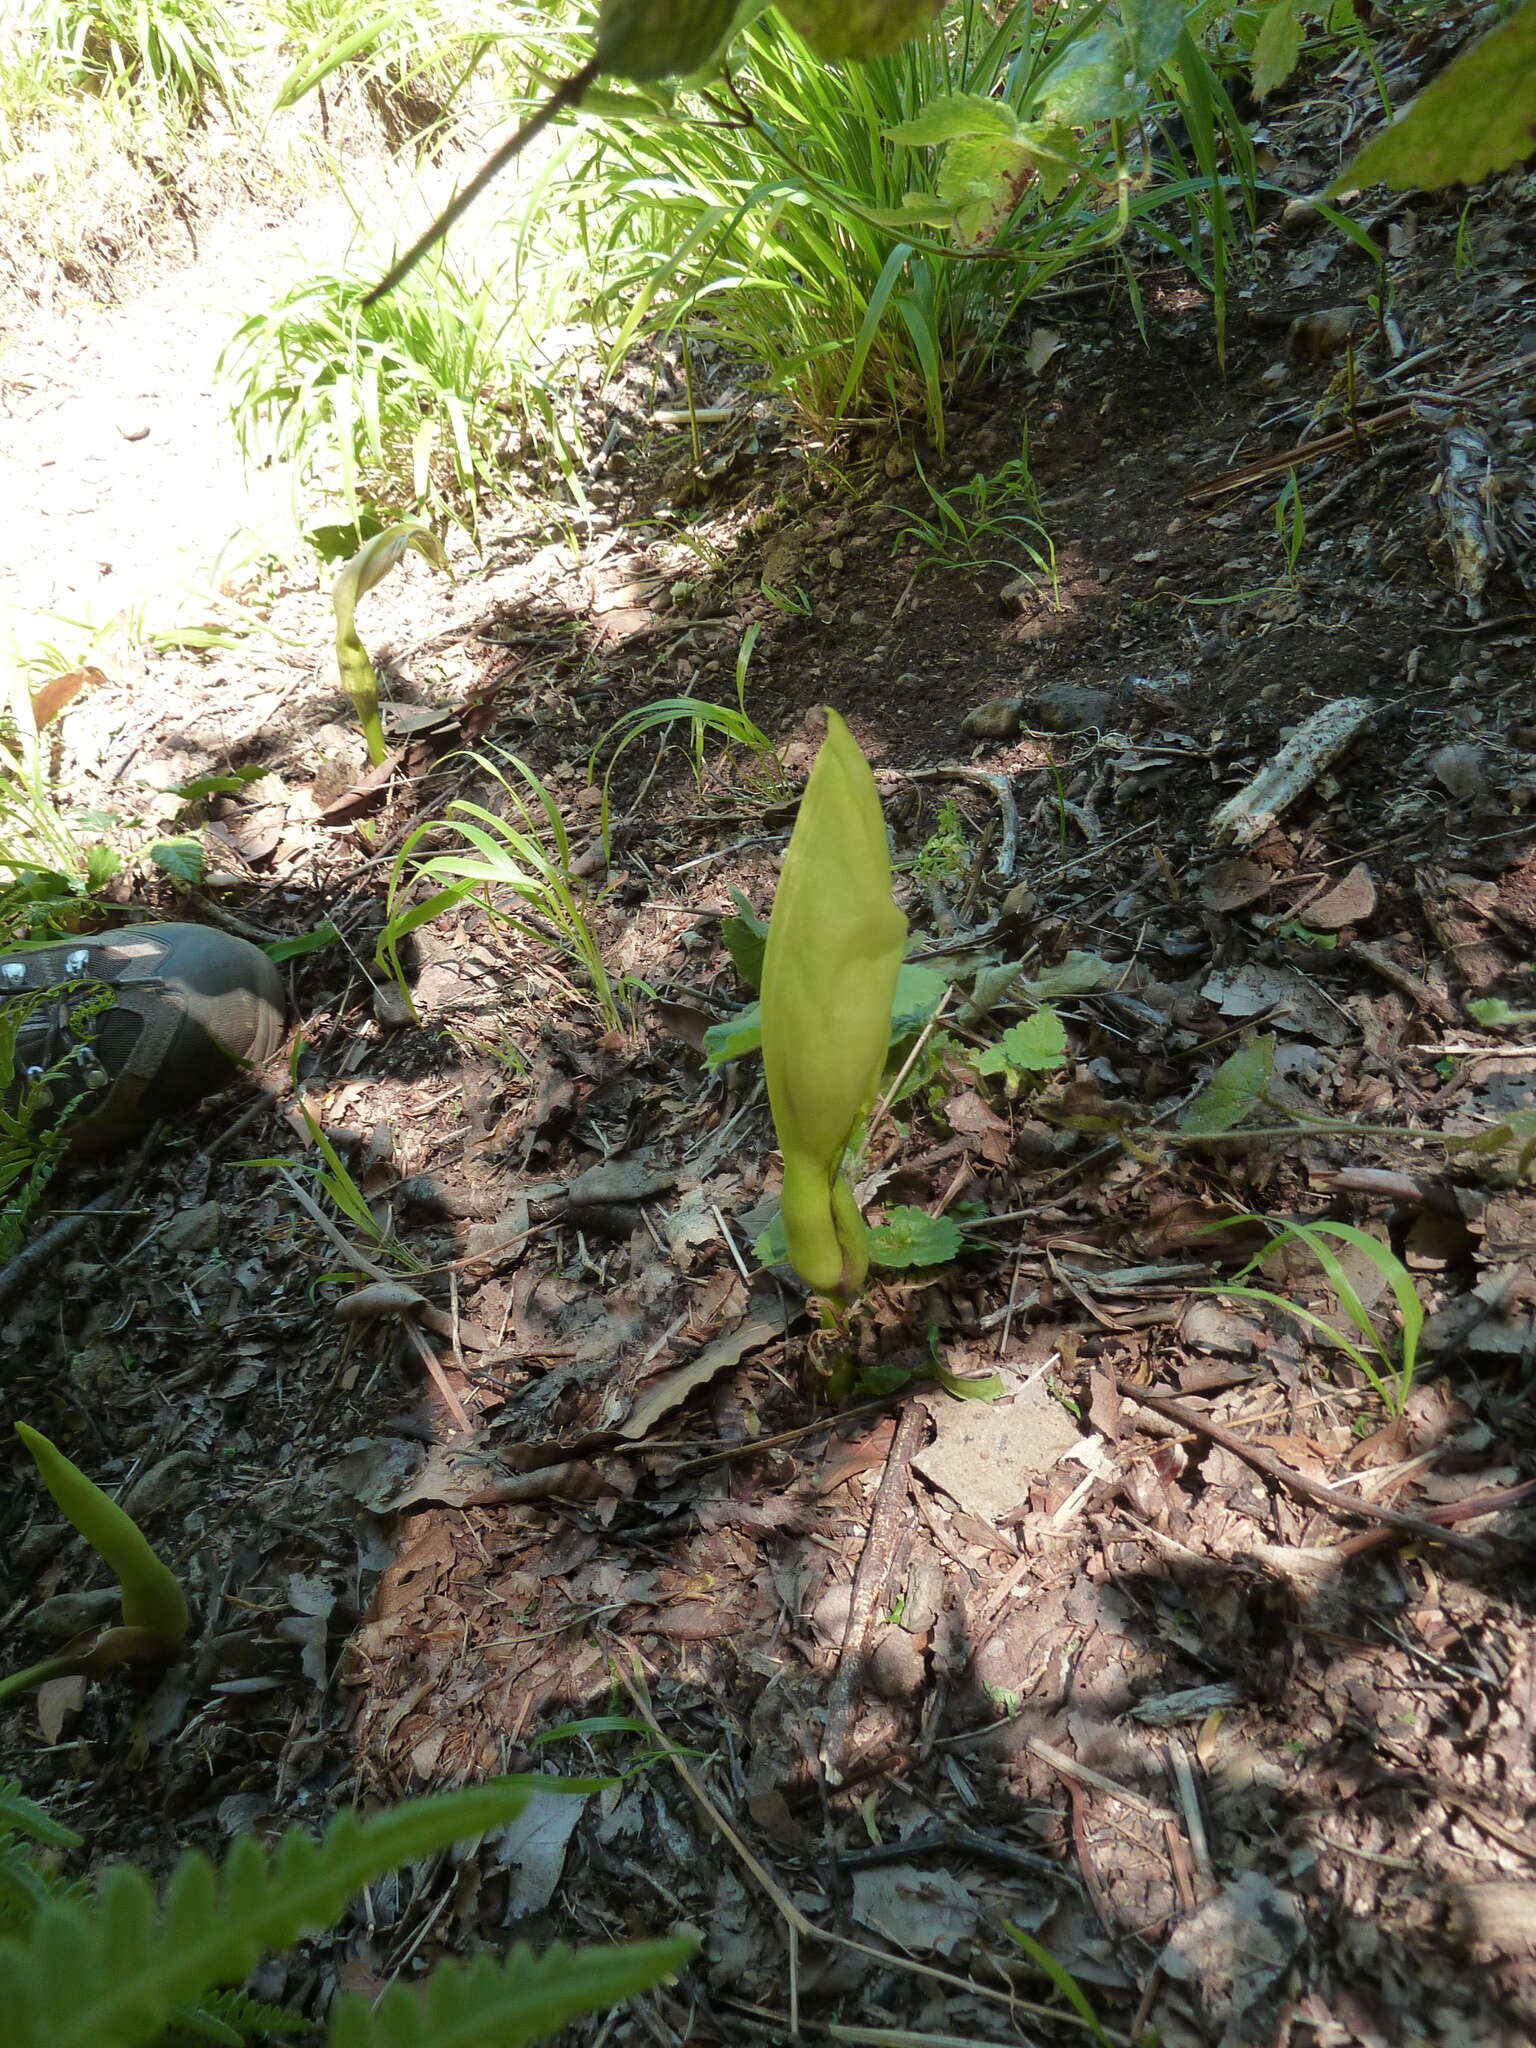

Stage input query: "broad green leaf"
[
  {"left": 889, "top": 962, "right": 949, "bottom": 1039},
  {"left": 703, "top": 1000, "right": 763, "bottom": 1066},
  {"left": 933, "top": 1361, "right": 1003, "bottom": 1402},
  {"left": 760, "top": 709, "right": 907, "bottom": 1298},
  {"left": 149, "top": 837, "right": 206, "bottom": 886},
  {"left": 868, "top": 1205, "right": 963, "bottom": 1267},
  {"left": 774, "top": 0, "right": 945, "bottom": 63},
  {"left": 885, "top": 92, "right": 1020, "bottom": 148},
  {"left": 1251, "top": 0, "right": 1302, "bottom": 97},
  {"left": 751, "top": 1211, "right": 789, "bottom": 1268},
  {"left": 937, "top": 133, "right": 1044, "bottom": 246},
  {"left": 14, "top": 1425, "right": 188, "bottom": 1648},
  {"left": 334, "top": 523, "right": 450, "bottom": 767},
  {"left": 1037, "top": 31, "right": 1139, "bottom": 126},
  {"left": 1022, "top": 951, "right": 1114, "bottom": 1001},
  {"left": 595, "top": 0, "right": 739, "bottom": 79},
  {"left": 168, "top": 766, "right": 267, "bottom": 803},
  {"left": 1122, "top": 0, "right": 1188, "bottom": 80},
  {"left": 1178, "top": 1035, "right": 1275, "bottom": 1136},
  {"left": 721, "top": 889, "right": 769, "bottom": 988},
  {"left": 974, "top": 1006, "right": 1068, "bottom": 1076},
  {"left": 1332, "top": 0, "right": 1536, "bottom": 192}
]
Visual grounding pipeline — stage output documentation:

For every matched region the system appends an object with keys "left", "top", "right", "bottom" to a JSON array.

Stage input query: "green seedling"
[
  {"left": 759, "top": 709, "right": 906, "bottom": 1303},
  {"left": 1199, "top": 1214, "right": 1425, "bottom": 1415},
  {"left": 971, "top": 1003, "right": 1068, "bottom": 1097},
  {"left": 332, "top": 521, "right": 450, "bottom": 766},
  {"left": 379, "top": 748, "right": 619, "bottom": 1030},
  {"left": 912, "top": 797, "right": 971, "bottom": 888},
  {"left": 588, "top": 676, "right": 786, "bottom": 862},
  {"left": 1273, "top": 470, "right": 1306, "bottom": 584},
  {"left": 900, "top": 444, "right": 1058, "bottom": 601},
  {"left": 1, "top": 1424, "right": 189, "bottom": 1704}
]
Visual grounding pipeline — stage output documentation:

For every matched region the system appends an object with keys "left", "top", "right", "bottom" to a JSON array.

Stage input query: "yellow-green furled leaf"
[
  {"left": 333, "top": 523, "right": 450, "bottom": 766},
  {"left": 774, "top": 0, "right": 944, "bottom": 63},
  {"left": 761, "top": 710, "right": 906, "bottom": 1299},
  {"left": 1331, "top": 0, "right": 1536, "bottom": 192},
  {"left": 14, "top": 1424, "right": 188, "bottom": 1649}
]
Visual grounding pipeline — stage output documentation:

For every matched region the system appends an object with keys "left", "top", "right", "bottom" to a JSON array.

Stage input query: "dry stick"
[
  {"left": 364, "top": 59, "right": 600, "bottom": 301},
  {"left": 821, "top": 1399, "right": 929, "bottom": 1785},
  {"left": 1114, "top": 1378, "right": 1484, "bottom": 1558},
  {"left": 614, "top": 1664, "right": 1124, "bottom": 2043}
]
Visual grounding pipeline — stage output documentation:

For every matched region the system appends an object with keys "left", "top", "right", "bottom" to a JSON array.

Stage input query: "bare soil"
[{"left": 5, "top": 21, "right": 1536, "bottom": 2048}]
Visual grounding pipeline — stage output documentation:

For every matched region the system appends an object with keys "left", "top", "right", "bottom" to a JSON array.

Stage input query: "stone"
[{"left": 962, "top": 695, "right": 1023, "bottom": 740}]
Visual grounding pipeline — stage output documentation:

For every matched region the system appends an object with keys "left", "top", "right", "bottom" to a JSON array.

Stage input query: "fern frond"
[
  {"left": 0, "top": 1780, "right": 82, "bottom": 1850},
  {"left": 326, "top": 1934, "right": 700, "bottom": 2048},
  {"left": 168, "top": 1987, "right": 314, "bottom": 2041},
  {"left": 0, "top": 1783, "right": 530, "bottom": 2048}
]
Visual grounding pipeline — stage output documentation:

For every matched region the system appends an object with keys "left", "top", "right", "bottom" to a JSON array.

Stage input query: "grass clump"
[{"left": 547, "top": 0, "right": 1253, "bottom": 440}]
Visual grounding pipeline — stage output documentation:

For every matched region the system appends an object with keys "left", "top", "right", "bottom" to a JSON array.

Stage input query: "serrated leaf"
[
  {"left": 1037, "top": 30, "right": 1139, "bottom": 126},
  {"left": 149, "top": 837, "right": 206, "bottom": 886},
  {"left": 0, "top": 1779, "right": 81, "bottom": 1851},
  {"left": 0, "top": 1784, "right": 535, "bottom": 2048},
  {"left": 774, "top": 0, "right": 945, "bottom": 63},
  {"left": 1466, "top": 997, "right": 1536, "bottom": 1027},
  {"left": 1178, "top": 1035, "right": 1275, "bottom": 1136},
  {"left": 885, "top": 92, "right": 1021, "bottom": 147},
  {"left": 1331, "top": 0, "right": 1536, "bottom": 192},
  {"left": 973, "top": 1006, "right": 1068, "bottom": 1076},
  {"left": 867, "top": 1205, "right": 963, "bottom": 1268},
  {"left": 1251, "top": 0, "right": 1302, "bottom": 97}
]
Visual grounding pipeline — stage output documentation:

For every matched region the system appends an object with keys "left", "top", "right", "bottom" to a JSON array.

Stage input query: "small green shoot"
[
  {"left": 1199, "top": 1214, "right": 1425, "bottom": 1415},
  {"left": 333, "top": 521, "right": 450, "bottom": 766},
  {"left": 588, "top": 680, "right": 785, "bottom": 862},
  {"left": 1, "top": 1424, "right": 188, "bottom": 1704},
  {"left": 971, "top": 1005, "right": 1068, "bottom": 1095},
  {"left": 380, "top": 749, "right": 620, "bottom": 1031},
  {"left": 1002, "top": 1922, "right": 1112, "bottom": 2045},
  {"left": 900, "top": 442, "right": 1059, "bottom": 602}
]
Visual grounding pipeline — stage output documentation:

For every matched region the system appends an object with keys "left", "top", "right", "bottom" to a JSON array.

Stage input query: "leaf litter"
[{"left": 7, "top": 16, "right": 1536, "bottom": 2045}]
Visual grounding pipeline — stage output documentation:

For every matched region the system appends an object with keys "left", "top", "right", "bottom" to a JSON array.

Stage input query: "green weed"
[
  {"left": 1201, "top": 1213, "right": 1425, "bottom": 1414},
  {"left": 36, "top": 0, "right": 244, "bottom": 121},
  {"left": 380, "top": 749, "right": 620, "bottom": 1030},
  {"left": 549, "top": 0, "right": 1254, "bottom": 440},
  {"left": 900, "top": 439, "right": 1058, "bottom": 598}
]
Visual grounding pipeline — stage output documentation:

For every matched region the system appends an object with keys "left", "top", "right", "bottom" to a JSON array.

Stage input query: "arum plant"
[
  {"left": 0, "top": 1425, "right": 189, "bottom": 1705},
  {"left": 333, "top": 521, "right": 450, "bottom": 765},
  {"left": 760, "top": 709, "right": 906, "bottom": 1304}
]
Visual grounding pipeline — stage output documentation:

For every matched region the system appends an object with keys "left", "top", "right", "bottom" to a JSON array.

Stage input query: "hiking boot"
[{"left": 0, "top": 922, "right": 284, "bottom": 1153}]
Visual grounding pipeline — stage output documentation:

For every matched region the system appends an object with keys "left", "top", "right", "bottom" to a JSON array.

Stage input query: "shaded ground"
[{"left": 5, "top": 20, "right": 1536, "bottom": 2047}]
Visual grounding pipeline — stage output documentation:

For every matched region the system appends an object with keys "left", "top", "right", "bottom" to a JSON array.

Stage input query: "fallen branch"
[{"left": 1114, "top": 1378, "right": 1485, "bottom": 1557}]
